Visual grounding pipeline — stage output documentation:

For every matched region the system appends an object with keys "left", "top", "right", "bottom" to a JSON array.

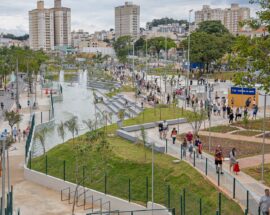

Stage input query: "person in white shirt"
[{"left": 260, "top": 189, "right": 270, "bottom": 215}]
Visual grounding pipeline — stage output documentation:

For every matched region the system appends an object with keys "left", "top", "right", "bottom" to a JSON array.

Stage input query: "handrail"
[
  {"left": 86, "top": 208, "right": 175, "bottom": 215},
  {"left": 61, "top": 187, "right": 70, "bottom": 201}
]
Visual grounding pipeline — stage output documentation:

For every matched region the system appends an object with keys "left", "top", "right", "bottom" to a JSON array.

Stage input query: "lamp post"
[
  {"left": 261, "top": 93, "right": 268, "bottom": 182},
  {"left": 1, "top": 133, "right": 7, "bottom": 215},
  {"left": 187, "top": 9, "right": 193, "bottom": 99},
  {"left": 151, "top": 141, "right": 155, "bottom": 214}
]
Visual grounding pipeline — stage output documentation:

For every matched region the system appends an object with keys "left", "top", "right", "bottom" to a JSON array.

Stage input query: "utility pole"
[
  {"left": 261, "top": 94, "right": 267, "bottom": 182},
  {"left": 187, "top": 9, "right": 193, "bottom": 99},
  {"left": 16, "top": 58, "right": 19, "bottom": 110},
  {"left": 1, "top": 135, "right": 6, "bottom": 215}
]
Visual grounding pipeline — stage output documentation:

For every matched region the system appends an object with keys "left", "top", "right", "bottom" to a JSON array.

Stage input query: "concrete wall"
[
  {"left": 121, "top": 118, "right": 187, "bottom": 132},
  {"left": 24, "top": 167, "right": 153, "bottom": 212}
]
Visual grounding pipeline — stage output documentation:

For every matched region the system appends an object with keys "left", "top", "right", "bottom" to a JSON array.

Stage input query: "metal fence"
[
  {"left": 28, "top": 154, "right": 240, "bottom": 215},
  {"left": 164, "top": 141, "right": 260, "bottom": 215},
  {"left": 0, "top": 186, "right": 14, "bottom": 215},
  {"left": 86, "top": 208, "right": 176, "bottom": 215}
]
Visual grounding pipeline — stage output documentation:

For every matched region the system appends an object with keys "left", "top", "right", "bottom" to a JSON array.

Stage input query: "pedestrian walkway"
[
  {"left": 199, "top": 131, "right": 270, "bottom": 144},
  {"left": 0, "top": 82, "right": 88, "bottom": 215},
  {"left": 127, "top": 115, "right": 267, "bottom": 214}
]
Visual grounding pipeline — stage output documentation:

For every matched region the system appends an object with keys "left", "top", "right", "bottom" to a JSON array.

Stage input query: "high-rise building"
[
  {"left": 195, "top": 4, "right": 250, "bottom": 34},
  {"left": 115, "top": 2, "right": 140, "bottom": 39},
  {"left": 224, "top": 4, "right": 250, "bottom": 34},
  {"left": 53, "top": 0, "right": 71, "bottom": 47},
  {"left": 29, "top": 1, "right": 55, "bottom": 51},
  {"left": 29, "top": 0, "right": 71, "bottom": 51}
]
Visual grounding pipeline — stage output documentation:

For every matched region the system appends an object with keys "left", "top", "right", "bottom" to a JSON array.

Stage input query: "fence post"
[
  {"left": 45, "top": 155, "right": 48, "bottom": 175},
  {"left": 63, "top": 160, "right": 66, "bottom": 181},
  {"left": 128, "top": 178, "right": 131, "bottom": 202},
  {"left": 167, "top": 185, "right": 170, "bottom": 209},
  {"left": 199, "top": 198, "right": 202, "bottom": 215},
  {"left": 29, "top": 151, "right": 32, "bottom": 170},
  {"left": 246, "top": 190, "right": 249, "bottom": 214},
  {"left": 146, "top": 176, "right": 148, "bottom": 205},
  {"left": 218, "top": 192, "right": 221, "bottom": 215},
  {"left": 166, "top": 139, "right": 168, "bottom": 153},
  {"left": 216, "top": 210, "right": 219, "bottom": 215},
  {"left": 180, "top": 194, "right": 183, "bottom": 215},
  {"left": 183, "top": 189, "right": 186, "bottom": 215},
  {"left": 83, "top": 166, "right": 86, "bottom": 187},
  {"left": 193, "top": 151, "right": 195, "bottom": 167},
  {"left": 233, "top": 178, "right": 236, "bottom": 199},
  {"left": 104, "top": 172, "right": 107, "bottom": 194},
  {"left": 245, "top": 209, "right": 248, "bottom": 215},
  {"left": 218, "top": 171, "right": 220, "bottom": 186},
  {"left": 180, "top": 145, "right": 183, "bottom": 160},
  {"left": 258, "top": 206, "right": 261, "bottom": 215},
  {"left": 171, "top": 208, "right": 175, "bottom": 215},
  {"left": 41, "top": 112, "right": 43, "bottom": 124},
  {"left": 205, "top": 158, "right": 208, "bottom": 175}
]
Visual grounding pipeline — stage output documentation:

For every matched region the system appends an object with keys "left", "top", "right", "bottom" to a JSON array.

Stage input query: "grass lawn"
[
  {"left": 243, "top": 165, "right": 270, "bottom": 187},
  {"left": 232, "top": 130, "right": 262, "bottom": 137},
  {"left": 45, "top": 74, "right": 77, "bottom": 82},
  {"left": 201, "top": 71, "right": 236, "bottom": 80},
  {"left": 205, "top": 125, "right": 239, "bottom": 133},
  {"left": 31, "top": 134, "right": 243, "bottom": 214},
  {"left": 198, "top": 135, "right": 270, "bottom": 158},
  {"left": 233, "top": 118, "right": 270, "bottom": 131},
  {"left": 106, "top": 85, "right": 135, "bottom": 98}
]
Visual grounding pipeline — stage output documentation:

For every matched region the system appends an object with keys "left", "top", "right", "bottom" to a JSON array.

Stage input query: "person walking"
[
  {"left": 215, "top": 145, "right": 224, "bottom": 174},
  {"left": 194, "top": 135, "right": 201, "bottom": 158},
  {"left": 229, "top": 148, "right": 237, "bottom": 172},
  {"left": 188, "top": 141, "right": 193, "bottom": 158},
  {"left": 181, "top": 138, "right": 188, "bottom": 158},
  {"left": 253, "top": 104, "right": 258, "bottom": 120},
  {"left": 0, "top": 102, "right": 4, "bottom": 111},
  {"left": 162, "top": 120, "right": 168, "bottom": 139},
  {"left": 259, "top": 189, "right": 270, "bottom": 215},
  {"left": 158, "top": 122, "right": 163, "bottom": 140},
  {"left": 13, "top": 127, "right": 17, "bottom": 142},
  {"left": 198, "top": 140, "right": 203, "bottom": 159},
  {"left": 222, "top": 104, "right": 226, "bottom": 118},
  {"left": 171, "top": 128, "right": 177, "bottom": 144},
  {"left": 229, "top": 110, "right": 234, "bottom": 124},
  {"left": 186, "top": 131, "right": 193, "bottom": 144},
  {"left": 18, "top": 129, "right": 22, "bottom": 143}
]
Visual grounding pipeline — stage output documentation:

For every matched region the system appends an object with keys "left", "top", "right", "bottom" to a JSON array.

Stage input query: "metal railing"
[{"left": 86, "top": 208, "right": 176, "bottom": 215}]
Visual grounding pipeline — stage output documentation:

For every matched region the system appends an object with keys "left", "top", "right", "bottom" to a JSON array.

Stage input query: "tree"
[
  {"left": 83, "top": 119, "right": 95, "bottom": 131},
  {"left": 57, "top": 121, "right": 66, "bottom": 144},
  {"left": 197, "top": 20, "right": 229, "bottom": 35},
  {"left": 187, "top": 105, "right": 207, "bottom": 136},
  {"left": 4, "top": 111, "right": 21, "bottom": 136},
  {"left": 65, "top": 117, "right": 79, "bottom": 144},
  {"left": 34, "top": 127, "right": 52, "bottom": 155},
  {"left": 113, "top": 35, "right": 132, "bottom": 63},
  {"left": 250, "top": 0, "right": 270, "bottom": 31},
  {"left": 148, "top": 37, "right": 176, "bottom": 60}
]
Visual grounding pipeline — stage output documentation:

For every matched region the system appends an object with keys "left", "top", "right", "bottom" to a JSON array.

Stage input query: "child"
[
  {"left": 233, "top": 161, "right": 240, "bottom": 175},
  {"left": 188, "top": 142, "right": 193, "bottom": 158}
]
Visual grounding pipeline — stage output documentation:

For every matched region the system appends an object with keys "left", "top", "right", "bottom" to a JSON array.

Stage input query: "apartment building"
[
  {"left": 195, "top": 4, "right": 250, "bottom": 34},
  {"left": 115, "top": 2, "right": 140, "bottom": 39},
  {"left": 29, "top": 0, "right": 71, "bottom": 51}
]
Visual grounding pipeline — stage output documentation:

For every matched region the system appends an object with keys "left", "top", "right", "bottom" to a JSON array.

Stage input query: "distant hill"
[
  {"left": 146, "top": 18, "right": 189, "bottom": 30},
  {"left": 1, "top": 33, "right": 29, "bottom": 41}
]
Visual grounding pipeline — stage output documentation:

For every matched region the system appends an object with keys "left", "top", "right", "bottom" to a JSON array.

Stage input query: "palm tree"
[
  {"left": 83, "top": 119, "right": 94, "bottom": 131},
  {"left": 34, "top": 127, "right": 52, "bottom": 155},
  {"left": 64, "top": 117, "right": 78, "bottom": 144},
  {"left": 57, "top": 121, "right": 66, "bottom": 144}
]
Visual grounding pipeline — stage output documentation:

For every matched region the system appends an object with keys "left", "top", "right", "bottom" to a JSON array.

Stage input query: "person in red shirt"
[
  {"left": 186, "top": 131, "right": 193, "bottom": 144},
  {"left": 171, "top": 128, "right": 177, "bottom": 144}
]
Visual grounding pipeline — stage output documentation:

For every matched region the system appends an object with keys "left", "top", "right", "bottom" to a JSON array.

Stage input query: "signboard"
[{"left": 231, "top": 87, "right": 256, "bottom": 95}]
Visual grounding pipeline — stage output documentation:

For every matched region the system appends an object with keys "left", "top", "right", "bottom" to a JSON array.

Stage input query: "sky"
[{"left": 0, "top": 0, "right": 260, "bottom": 36}]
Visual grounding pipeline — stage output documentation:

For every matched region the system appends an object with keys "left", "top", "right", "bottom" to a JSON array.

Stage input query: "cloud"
[{"left": 0, "top": 0, "right": 258, "bottom": 35}]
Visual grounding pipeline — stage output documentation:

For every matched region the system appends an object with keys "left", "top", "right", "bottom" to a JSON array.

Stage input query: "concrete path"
[
  {"left": 199, "top": 131, "right": 270, "bottom": 144},
  {"left": 238, "top": 154, "right": 270, "bottom": 169},
  {"left": 0, "top": 83, "right": 88, "bottom": 215}
]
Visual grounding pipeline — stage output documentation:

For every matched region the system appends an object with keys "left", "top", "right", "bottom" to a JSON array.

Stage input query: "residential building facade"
[
  {"left": 195, "top": 4, "right": 250, "bottom": 34},
  {"left": 29, "top": 0, "right": 71, "bottom": 51},
  {"left": 115, "top": 2, "right": 140, "bottom": 39}
]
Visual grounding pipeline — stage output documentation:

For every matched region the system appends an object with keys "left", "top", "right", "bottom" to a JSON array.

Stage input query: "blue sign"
[{"left": 231, "top": 87, "right": 256, "bottom": 95}]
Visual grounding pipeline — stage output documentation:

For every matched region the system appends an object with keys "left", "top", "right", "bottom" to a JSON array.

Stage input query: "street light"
[
  {"left": 261, "top": 93, "right": 269, "bottom": 182},
  {"left": 187, "top": 9, "right": 193, "bottom": 99},
  {"left": 1, "top": 132, "right": 7, "bottom": 215}
]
